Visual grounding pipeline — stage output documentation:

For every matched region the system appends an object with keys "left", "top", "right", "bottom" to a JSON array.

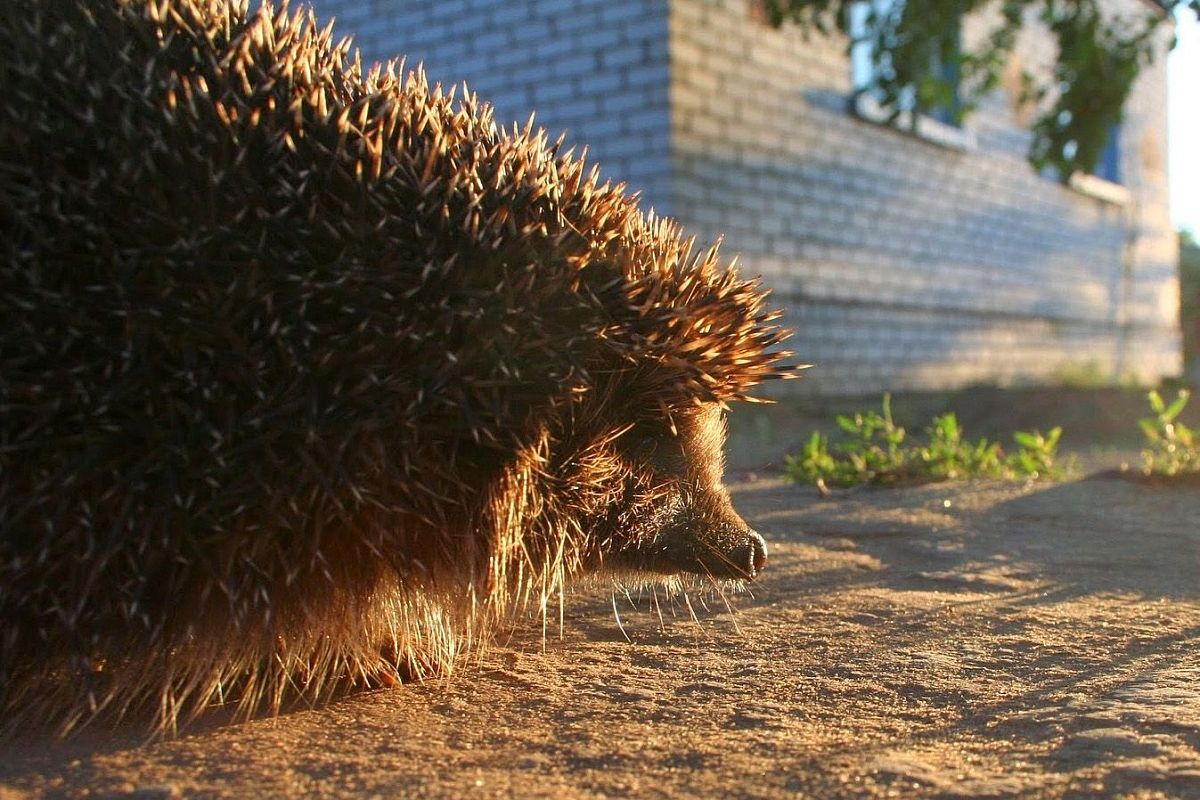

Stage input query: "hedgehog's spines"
[{"left": 1, "top": 0, "right": 796, "bottom": 737}]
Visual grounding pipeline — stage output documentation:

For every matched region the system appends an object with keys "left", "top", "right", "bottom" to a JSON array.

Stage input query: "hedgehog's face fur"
[
  {"left": 475, "top": 399, "right": 769, "bottom": 621},
  {"left": 593, "top": 403, "right": 765, "bottom": 581}
]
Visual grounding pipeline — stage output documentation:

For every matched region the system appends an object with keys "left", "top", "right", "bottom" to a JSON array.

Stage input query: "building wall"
[
  {"left": 313, "top": 0, "right": 674, "bottom": 214},
  {"left": 309, "top": 0, "right": 1182, "bottom": 395},
  {"left": 670, "top": 0, "right": 1180, "bottom": 395}
]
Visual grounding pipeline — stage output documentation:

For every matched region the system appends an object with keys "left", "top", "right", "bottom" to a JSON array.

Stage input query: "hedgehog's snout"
[
  {"left": 606, "top": 403, "right": 770, "bottom": 582},
  {"left": 743, "top": 529, "right": 769, "bottom": 579},
  {"left": 623, "top": 513, "right": 768, "bottom": 582},
  {"left": 702, "top": 525, "right": 768, "bottom": 581}
]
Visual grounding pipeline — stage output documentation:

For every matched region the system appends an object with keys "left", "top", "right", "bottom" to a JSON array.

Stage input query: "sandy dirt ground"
[{"left": 2, "top": 468, "right": 1198, "bottom": 799}]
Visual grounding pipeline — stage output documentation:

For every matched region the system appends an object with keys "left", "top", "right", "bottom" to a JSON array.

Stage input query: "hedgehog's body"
[{"left": 0, "top": 0, "right": 791, "bottom": 735}]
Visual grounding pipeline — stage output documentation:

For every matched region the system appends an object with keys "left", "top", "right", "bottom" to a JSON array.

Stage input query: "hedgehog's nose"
[{"left": 747, "top": 529, "right": 768, "bottom": 579}]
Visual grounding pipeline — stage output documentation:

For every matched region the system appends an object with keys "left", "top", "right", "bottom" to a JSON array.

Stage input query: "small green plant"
[
  {"left": 918, "top": 412, "right": 1004, "bottom": 480},
  {"left": 784, "top": 393, "right": 915, "bottom": 487},
  {"left": 1010, "top": 426, "right": 1064, "bottom": 481},
  {"left": 1139, "top": 389, "right": 1200, "bottom": 477},
  {"left": 783, "top": 394, "right": 1066, "bottom": 488}
]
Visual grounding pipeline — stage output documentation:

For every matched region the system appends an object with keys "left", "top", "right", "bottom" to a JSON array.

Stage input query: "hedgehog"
[{"left": 0, "top": 0, "right": 795, "bottom": 736}]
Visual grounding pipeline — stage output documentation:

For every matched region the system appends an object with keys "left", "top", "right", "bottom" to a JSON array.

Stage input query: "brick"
[
  {"left": 489, "top": 3, "right": 532, "bottom": 25},
  {"left": 545, "top": 53, "right": 599, "bottom": 79},
  {"left": 533, "top": 36, "right": 578, "bottom": 60},
  {"left": 428, "top": 0, "right": 468, "bottom": 20},
  {"left": 621, "top": 14, "right": 669, "bottom": 43},
  {"left": 548, "top": 7, "right": 603, "bottom": 34},
  {"left": 470, "top": 29, "right": 513, "bottom": 54},
  {"left": 622, "top": 62, "right": 670, "bottom": 89},
  {"left": 485, "top": 89, "right": 533, "bottom": 113},
  {"left": 509, "top": 20, "right": 554, "bottom": 44},
  {"left": 551, "top": 97, "right": 602, "bottom": 121},
  {"left": 600, "top": 43, "right": 645, "bottom": 69},
  {"left": 573, "top": 116, "right": 622, "bottom": 141},
  {"left": 569, "top": 25, "right": 624, "bottom": 51},
  {"left": 600, "top": 3, "right": 654, "bottom": 24},
  {"left": 577, "top": 71, "right": 622, "bottom": 95},
  {"left": 531, "top": 0, "right": 580, "bottom": 16},
  {"left": 601, "top": 91, "right": 655, "bottom": 115},
  {"left": 533, "top": 81, "right": 576, "bottom": 104}
]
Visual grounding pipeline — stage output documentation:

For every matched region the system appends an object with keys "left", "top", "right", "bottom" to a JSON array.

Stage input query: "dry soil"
[{"left": 2, "top": 389, "right": 1199, "bottom": 799}]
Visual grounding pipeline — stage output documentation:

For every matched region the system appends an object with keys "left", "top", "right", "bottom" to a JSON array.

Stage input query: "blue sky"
[{"left": 1169, "top": 11, "right": 1198, "bottom": 235}]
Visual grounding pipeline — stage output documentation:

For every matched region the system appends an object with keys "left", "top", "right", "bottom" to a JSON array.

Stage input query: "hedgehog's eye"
[{"left": 619, "top": 424, "right": 669, "bottom": 458}]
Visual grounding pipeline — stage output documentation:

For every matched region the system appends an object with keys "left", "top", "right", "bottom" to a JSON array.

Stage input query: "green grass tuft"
[
  {"left": 1140, "top": 389, "right": 1200, "bottom": 477},
  {"left": 783, "top": 394, "right": 1066, "bottom": 489}
]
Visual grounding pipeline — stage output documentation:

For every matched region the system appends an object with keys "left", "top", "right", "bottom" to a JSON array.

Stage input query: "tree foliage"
[{"left": 764, "top": 0, "right": 1197, "bottom": 179}]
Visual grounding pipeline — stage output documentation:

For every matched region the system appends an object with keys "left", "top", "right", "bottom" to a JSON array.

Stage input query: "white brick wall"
[
  {"left": 669, "top": 0, "right": 1181, "bottom": 394},
  {"left": 307, "top": 0, "right": 1182, "bottom": 395}
]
